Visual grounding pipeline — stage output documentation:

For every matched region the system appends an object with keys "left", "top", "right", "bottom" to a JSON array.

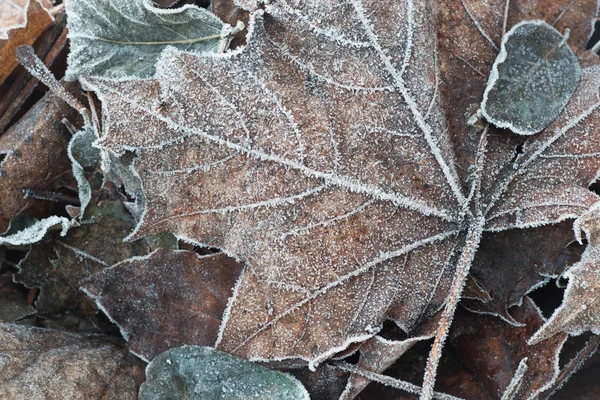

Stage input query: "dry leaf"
[
  {"left": 0, "top": 271, "right": 34, "bottom": 322},
  {"left": 0, "top": 323, "right": 145, "bottom": 399},
  {"left": 450, "top": 297, "right": 567, "bottom": 399},
  {"left": 530, "top": 206, "right": 600, "bottom": 344},
  {"left": 82, "top": 1, "right": 600, "bottom": 381},
  {"left": 82, "top": 248, "right": 244, "bottom": 361},
  {"left": 0, "top": 0, "right": 53, "bottom": 85},
  {"left": 14, "top": 207, "right": 149, "bottom": 325},
  {"left": 0, "top": 88, "right": 79, "bottom": 233}
]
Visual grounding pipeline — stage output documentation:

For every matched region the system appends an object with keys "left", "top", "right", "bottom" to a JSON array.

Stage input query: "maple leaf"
[{"left": 77, "top": 0, "right": 600, "bottom": 397}]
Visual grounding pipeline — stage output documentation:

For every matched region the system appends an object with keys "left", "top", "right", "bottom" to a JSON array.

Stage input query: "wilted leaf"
[
  {"left": 0, "top": 0, "right": 53, "bottom": 85},
  {"left": 0, "top": 323, "right": 145, "bottom": 399},
  {"left": 14, "top": 207, "right": 149, "bottom": 324},
  {"left": 65, "top": 0, "right": 225, "bottom": 79},
  {"left": 450, "top": 297, "right": 567, "bottom": 399},
  {"left": 67, "top": 123, "right": 101, "bottom": 217},
  {"left": 481, "top": 20, "right": 581, "bottom": 135},
  {"left": 83, "top": 248, "right": 244, "bottom": 360},
  {"left": 530, "top": 206, "right": 600, "bottom": 344},
  {"left": 139, "top": 345, "right": 309, "bottom": 400},
  {"left": 0, "top": 89, "right": 78, "bottom": 234},
  {"left": 82, "top": 0, "right": 600, "bottom": 377}
]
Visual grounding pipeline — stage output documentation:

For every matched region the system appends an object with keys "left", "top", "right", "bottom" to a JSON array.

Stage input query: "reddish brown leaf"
[
  {"left": 82, "top": 248, "right": 244, "bottom": 361},
  {"left": 0, "top": 0, "right": 53, "bottom": 85},
  {"left": 0, "top": 323, "right": 145, "bottom": 399},
  {"left": 0, "top": 89, "right": 79, "bottom": 233},
  {"left": 80, "top": 1, "right": 600, "bottom": 395}
]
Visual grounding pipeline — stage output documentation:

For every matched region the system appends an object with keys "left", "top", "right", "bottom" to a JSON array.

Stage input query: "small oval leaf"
[
  {"left": 481, "top": 20, "right": 581, "bottom": 135},
  {"left": 139, "top": 346, "right": 310, "bottom": 400}
]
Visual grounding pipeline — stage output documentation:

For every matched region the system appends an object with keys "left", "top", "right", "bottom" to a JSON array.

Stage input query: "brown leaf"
[
  {"left": 14, "top": 209, "right": 149, "bottom": 326},
  {"left": 450, "top": 297, "right": 567, "bottom": 399},
  {"left": 0, "top": 88, "right": 79, "bottom": 233},
  {"left": 0, "top": 271, "right": 34, "bottom": 322},
  {"left": 82, "top": 248, "right": 244, "bottom": 361},
  {"left": 83, "top": 0, "right": 600, "bottom": 382},
  {"left": 0, "top": 323, "right": 145, "bottom": 399},
  {"left": 0, "top": 0, "right": 53, "bottom": 85},
  {"left": 530, "top": 207, "right": 600, "bottom": 344},
  {"left": 462, "top": 221, "right": 583, "bottom": 324}
]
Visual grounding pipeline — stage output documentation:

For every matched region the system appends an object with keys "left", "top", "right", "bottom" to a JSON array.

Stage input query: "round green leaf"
[
  {"left": 139, "top": 346, "right": 310, "bottom": 400},
  {"left": 481, "top": 20, "right": 581, "bottom": 135}
]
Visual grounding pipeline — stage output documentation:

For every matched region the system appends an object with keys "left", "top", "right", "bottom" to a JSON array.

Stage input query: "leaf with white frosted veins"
[
  {"left": 139, "top": 346, "right": 309, "bottom": 400},
  {"left": 64, "top": 0, "right": 224, "bottom": 79},
  {"left": 481, "top": 20, "right": 580, "bottom": 135}
]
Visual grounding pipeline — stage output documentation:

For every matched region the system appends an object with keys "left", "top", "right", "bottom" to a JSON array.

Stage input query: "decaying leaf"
[
  {"left": 0, "top": 88, "right": 78, "bottom": 234},
  {"left": 65, "top": 0, "right": 225, "bottom": 80},
  {"left": 14, "top": 205, "right": 149, "bottom": 325},
  {"left": 0, "top": 271, "right": 34, "bottom": 322},
  {"left": 481, "top": 20, "right": 581, "bottom": 135},
  {"left": 0, "top": 323, "right": 145, "bottom": 399},
  {"left": 139, "top": 345, "right": 309, "bottom": 400},
  {"left": 81, "top": 2, "right": 600, "bottom": 389},
  {"left": 530, "top": 206, "right": 600, "bottom": 344},
  {"left": 82, "top": 248, "right": 244, "bottom": 361},
  {"left": 0, "top": 0, "right": 53, "bottom": 85},
  {"left": 450, "top": 297, "right": 567, "bottom": 399}
]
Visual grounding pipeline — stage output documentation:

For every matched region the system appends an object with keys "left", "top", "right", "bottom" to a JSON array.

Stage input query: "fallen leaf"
[
  {"left": 14, "top": 205, "right": 149, "bottom": 325},
  {"left": 0, "top": 88, "right": 79, "bottom": 233},
  {"left": 139, "top": 345, "right": 309, "bottom": 400},
  {"left": 0, "top": 322, "right": 145, "bottom": 399},
  {"left": 82, "top": 248, "right": 244, "bottom": 361},
  {"left": 0, "top": 271, "right": 34, "bottom": 322},
  {"left": 450, "top": 297, "right": 567, "bottom": 399},
  {"left": 530, "top": 206, "right": 600, "bottom": 344},
  {"left": 81, "top": 1, "right": 600, "bottom": 380},
  {"left": 0, "top": 0, "right": 53, "bottom": 85},
  {"left": 65, "top": 0, "right": 225, "bottom": 79},
  {"left": 481, "top": 20, "right": 581, "bottom": 135}
]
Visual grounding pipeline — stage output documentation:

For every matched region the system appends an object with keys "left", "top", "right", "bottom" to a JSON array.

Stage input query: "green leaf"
[
  {"left": 481, "top": 20, "right": 581, "bottom": 135},
  {"left": 65, "top": 0, "right": 225, "bottom": 79},
  {"left": 139, "top": 346, "right": 310, "bottom": 400}
]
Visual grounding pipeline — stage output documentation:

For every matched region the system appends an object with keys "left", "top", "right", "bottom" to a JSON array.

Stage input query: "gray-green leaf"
[
  {"left": 481, "top": 20, "right": 581, "bottom": 135},
  {"left": 65, "top": 0, "right": 225, "bottom": 79},
  {"left": 139, "top": 346, "right": 310, "bottom": 400}
]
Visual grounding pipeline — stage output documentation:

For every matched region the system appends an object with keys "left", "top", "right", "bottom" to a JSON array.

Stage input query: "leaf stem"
[{"left": 420, "top": 217, "right": 484, "bottom": 400}]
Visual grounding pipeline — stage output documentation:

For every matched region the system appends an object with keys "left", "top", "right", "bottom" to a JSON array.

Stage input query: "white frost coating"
[
  {"left": 225, "top": 230, "right": 459, "bottom": 354},
  {"left": 57, "top": 241, "right": 109, "bottom": 267},
  {"left": 460, "top": 0, "right": 499, "bottom": 50},
  {"left": 0, "top": 216, "right": 72, "bottom": 246},
  {"left": 349, "top": 0, "right": 466, "bottom": 207},
  {"left": 215, "top": 263, "right": 248, "bottom": 348},
  {"left": 500, "top": 357, "right": 527, "bottom": 400},
  {"left": 86, "top": 77, "right": 456, "bottom": 221}
]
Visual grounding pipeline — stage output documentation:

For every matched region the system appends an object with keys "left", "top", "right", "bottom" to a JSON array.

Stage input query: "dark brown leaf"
[
  {"left": 0, "top": 271, "right": 34, "bottom": 322},
  {"left": 450, "top": 297, "right": 567, "bottom": 399},
  {"left": 0, "top": 323, "right": 145, "bottom": 399},
  {"left": 83, "top": 248, "right": 244, "bottom": 361},
  {"left": 14, "top": 208, "right": 149, "bottom": 325},
  {"left": 0, "top": 89, "right": 79, "bottom": 233}
]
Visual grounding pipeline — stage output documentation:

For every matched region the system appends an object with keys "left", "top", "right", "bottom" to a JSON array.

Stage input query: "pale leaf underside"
[{"left": 84, "top": 0, "right": 600, "bottom": 370}]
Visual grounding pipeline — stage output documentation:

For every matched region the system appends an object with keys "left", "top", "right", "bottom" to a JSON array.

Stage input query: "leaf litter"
[{"left": 2, "top": 0, "right": 600, "bottom": 399}]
